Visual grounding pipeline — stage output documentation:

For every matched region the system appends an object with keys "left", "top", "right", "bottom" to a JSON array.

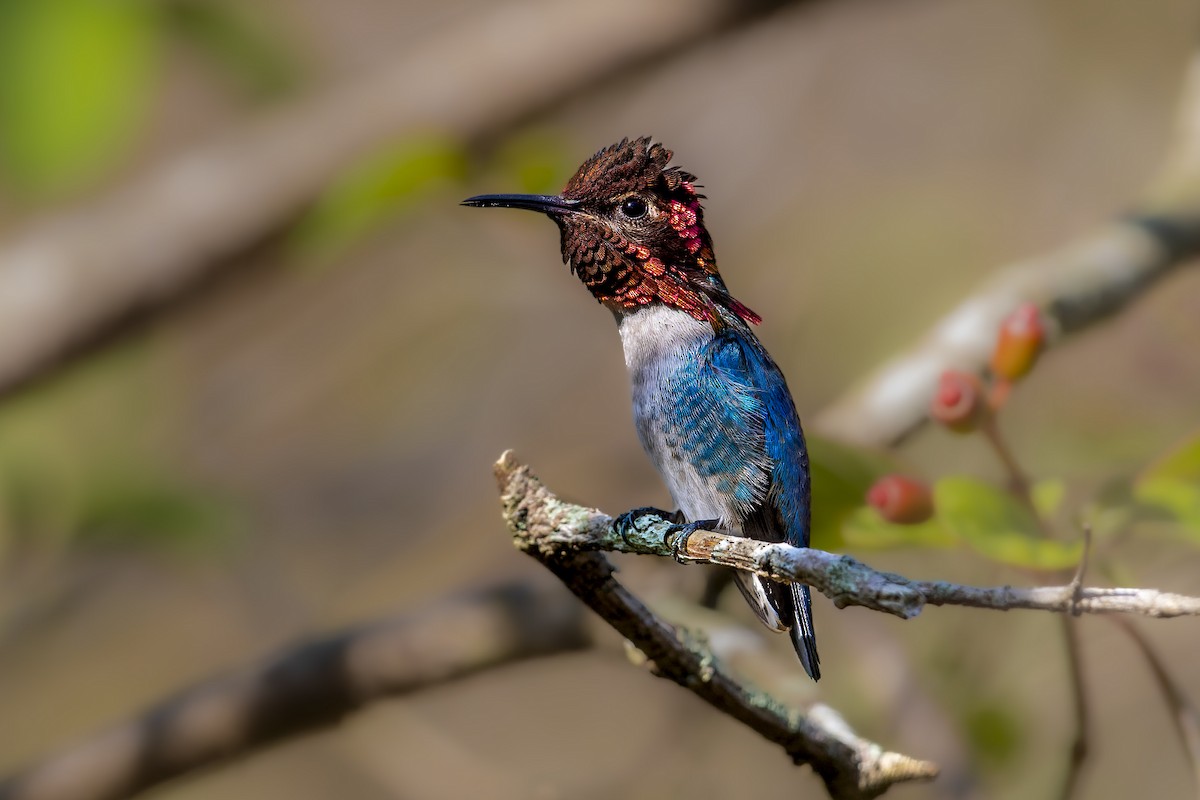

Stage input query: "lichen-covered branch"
[
  {"left": 0, "top": 582, "right": 588, "bottom": 800},
  {"left": 815, "top": 54, "right": 1200, "bottom": 447},
  {"left": 495, "top": 452, "right": 1200, "bottom": 622},
  {"left": 494, "top": 452, "right": 938, "bottom": 800}
]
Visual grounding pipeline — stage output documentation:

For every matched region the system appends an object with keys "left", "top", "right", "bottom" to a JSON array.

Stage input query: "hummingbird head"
[{"left": 463, "top": 137, "right": 760, "bottom": 327}]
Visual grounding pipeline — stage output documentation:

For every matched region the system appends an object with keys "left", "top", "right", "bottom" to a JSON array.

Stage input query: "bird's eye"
[{"left": 620, "top": 197, "right": 649, "bottom": 219}]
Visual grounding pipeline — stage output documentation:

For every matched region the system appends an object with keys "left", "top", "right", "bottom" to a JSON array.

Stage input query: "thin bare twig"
[
  {"left": 495, "top": 453, "right": 938, "bottom": 800},
  {"left": 980, "top": 417, "right": 1037, "bottom": 515},
  {"left": 0, "top": 582, "right": 589, "bottom": 800},
  {"left": 1059, "top": 535, "right": 1093, "bottom": 800},
  {"left": 977, "top": 421, "right": 1093, "bottom": 797},
  {"left": 1058, "top": 616, "right": 1091, "bottom": 800},
  {"left": 1067, "top": 526, "right": 1093, "bottom": 608},
  {"left": 1110, "top": 617, "right": 1200, "bottom": 795}
]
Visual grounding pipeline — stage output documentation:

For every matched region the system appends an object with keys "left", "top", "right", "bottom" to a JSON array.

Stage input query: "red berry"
[
  {"left": 937, "top": 379, "right": 963, "bottom": 408},
  {"left": 866, "top": 475, "right": 934, "bottom": 524},
  {"left": 930, "top": 370, "right": 989, "bottom": 433}
]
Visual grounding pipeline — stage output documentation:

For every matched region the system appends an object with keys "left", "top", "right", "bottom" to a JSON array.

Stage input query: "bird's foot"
[
  {"left": 612, "top": 508, "right": 718, "bottom": 559},
  {"left": 612, "top": 507, "right": 678, "bottom": 548},
  {"left": 664, "top": 518, "right": 720, "bottom": 562}
]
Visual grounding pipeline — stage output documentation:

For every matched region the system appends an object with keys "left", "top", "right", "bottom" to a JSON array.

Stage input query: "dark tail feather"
[{"left": 787, "top": 584, "right": 820, "bottom": 681}]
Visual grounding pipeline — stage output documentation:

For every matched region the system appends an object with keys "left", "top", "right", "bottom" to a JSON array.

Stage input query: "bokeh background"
[{"left": 1, "top": 0, "right": 1199, "bottom": 798}]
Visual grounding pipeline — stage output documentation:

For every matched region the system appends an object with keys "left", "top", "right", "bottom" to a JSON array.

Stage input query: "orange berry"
[{"left": 990, "top": 302, "right": 1046, "bottom": 381}]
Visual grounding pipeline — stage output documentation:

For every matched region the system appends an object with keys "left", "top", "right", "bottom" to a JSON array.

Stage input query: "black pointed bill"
[{"left": 461, "top": 193, "right": 580, "bottom": 216}]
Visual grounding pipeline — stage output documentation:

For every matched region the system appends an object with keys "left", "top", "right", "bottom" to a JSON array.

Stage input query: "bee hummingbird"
[{"left": 464, "top": 137, "right": 819, "bottom": 680}]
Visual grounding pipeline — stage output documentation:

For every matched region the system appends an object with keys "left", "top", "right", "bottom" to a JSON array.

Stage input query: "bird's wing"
[
  {"left": 710, "top": 330, "right": 820, "bottom": 680},
  {"left": 699, "top": 330, "right": 810, "bottom": 546},
  {"left": 663, "top": 332, "right": 775, "bottom": 521}
]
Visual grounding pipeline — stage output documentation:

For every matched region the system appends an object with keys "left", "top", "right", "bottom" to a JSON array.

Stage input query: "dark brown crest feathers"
[{"left": 563, "top": 136, "right": 696, "bottom": 203}]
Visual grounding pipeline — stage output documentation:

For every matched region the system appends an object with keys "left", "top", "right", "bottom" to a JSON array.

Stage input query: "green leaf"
[
  {"left": 1134, "top": 479, "right": 1200, "bottom": 536},
  {"left": 1139, "top": 428, "right": 1200, "bottom": 483},
  {"left": 1031, "top": 479, "right": 1065, "bottom": 518},
  {"left": 808, "top": 436, "right": 899, "bottom": 550},
  {"left": 1083, "top": 478, "right": 1175, "bottom": 540},
  {"left": 0, "top": 0, "right": 161, "bottom": 198},
  {"left": 292, "top": 135, "right": 468, "bottom": 258},
  {"left": 841, "top": 506, "right": 957, "bottom": 549},
  {"left": 935, "top": 477, "right": 1083, "bottom": 570},
  {"left": 1134, "top": 430, "right": 1200, "bottom": 538}
]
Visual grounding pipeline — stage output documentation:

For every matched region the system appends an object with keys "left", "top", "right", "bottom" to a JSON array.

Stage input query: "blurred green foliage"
[
  {"left": 1, "top": 459, "right": 235, "bottom": 556},
  {"left": 0, "top": 0, "right": 300, "bottom": 202},
  {"left": 807, "top": 435, "right": 896, "bottom": 550},
  {"left": 1134, "top": 429, "right": 1200, "bottom": 538},
  {"left": 841, "top": 505, "right": 956, "bottom": 549},
  {"left": 935, "top": 477, "right": 1083, "bottom": 570},
  {"left": 1031, "top": 478, "right": 1065, "bottom": 519},
  {"left": 491, "top": 130, "right": 573, "bottom": 195},
  {"left": 817, "top": 451, "right": 1083, "bottom": 569},
  {"left": 0, "top": 0, "right": 289, "bottom": 557},
  {"left": 963, "top": 701, "right": 1024, "bottom": 767},
  {"left": 72, "top": 469, "right": 235, "bottom": 551},
  {"left": 0, "top": 0, "right": 160, "bottom": 199},
  {"left": 810, "top": 437, "right": 1077, "bottom": 564},
  {"left": 0, "top": 345, "right": 237, "bottom": 565},
  {"left": 292, "top": 135, "right": 469, "bottom": 260},
  {"left": 291, "top": 130, "right": 574, "bottom": 264},
  {"left": 164, "top": 0, "right": 302, "bottom": 101},
  {"left": 819, "top": 416, "right": 1200, "bottom": 574}
]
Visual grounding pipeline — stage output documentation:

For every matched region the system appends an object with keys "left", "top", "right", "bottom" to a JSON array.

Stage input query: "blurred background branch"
[
  {"left": 815, "top": 53, "right": 1200, "bottom": 448},
  {"left": 0, "top": 0, "right": 793, "bottom": 400},
  {"left": 0, "top": 581, "right": 588, "bottom": 800}
]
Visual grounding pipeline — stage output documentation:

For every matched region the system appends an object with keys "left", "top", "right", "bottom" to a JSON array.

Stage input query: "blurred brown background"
[{"left": 1, "top": 0, "right": 1199, "bottom": 798}]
